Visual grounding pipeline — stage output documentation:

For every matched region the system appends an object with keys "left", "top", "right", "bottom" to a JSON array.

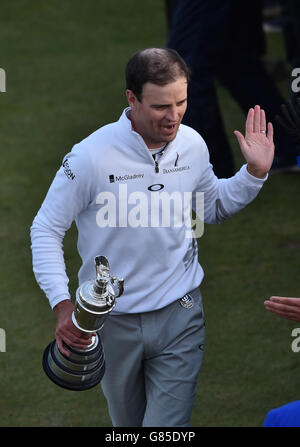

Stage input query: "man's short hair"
[{"left": 125, "top": 47, "right": 190, "bottom": 101}]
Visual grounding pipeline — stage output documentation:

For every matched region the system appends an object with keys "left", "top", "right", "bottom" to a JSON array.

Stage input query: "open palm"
[{"left": 234, "top": 105, "right": 275, "bottom": 178}]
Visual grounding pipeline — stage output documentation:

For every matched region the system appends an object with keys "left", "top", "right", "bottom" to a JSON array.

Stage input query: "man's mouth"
[
  {"left": 161, "top": 123, "right": 177, "bottom": 134},
  {"left": 163, "top": 123, "right": 176, "bottom": 128}
]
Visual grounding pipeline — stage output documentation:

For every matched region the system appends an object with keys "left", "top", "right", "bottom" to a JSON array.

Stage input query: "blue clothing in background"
[{"left": 263, "top": 400, "right": 300, "bottom": 427}]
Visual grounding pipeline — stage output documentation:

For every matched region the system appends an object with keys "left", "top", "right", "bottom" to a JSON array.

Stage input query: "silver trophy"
[{"left": 42, "top": 255, "right": 124, "bottom": 391}]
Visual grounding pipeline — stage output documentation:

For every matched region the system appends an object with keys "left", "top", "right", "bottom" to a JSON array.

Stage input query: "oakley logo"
[{"left": 148, "top": 184, "right": 164, "bottom": 192}]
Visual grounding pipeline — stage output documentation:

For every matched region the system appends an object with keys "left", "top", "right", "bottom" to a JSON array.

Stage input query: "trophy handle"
[{"left": 111, "top": 276, "right": 124, "bottom": 298}]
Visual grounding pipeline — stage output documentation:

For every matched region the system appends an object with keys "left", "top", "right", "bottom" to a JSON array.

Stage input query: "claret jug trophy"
[{"left": 42, "top": 255, "right": 124, "bottom": 390}]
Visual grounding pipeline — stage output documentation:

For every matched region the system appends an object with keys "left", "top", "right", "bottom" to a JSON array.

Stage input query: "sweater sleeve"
[
  {"left": 193, "top": 136, "right": 268, "bottom": 224},
  {"left": 30, "top": 144, "right": 93, "bottom": 309}
]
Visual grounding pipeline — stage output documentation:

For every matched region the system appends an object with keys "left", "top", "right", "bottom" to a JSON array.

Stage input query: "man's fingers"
[
  {"left": 56, "top": 335, "right": 71, "bottom": 357},
  {"left": 264, "top": 306, "right": 300, "bottom": 321},
  {"left": 56, "top": 328, "right": 94, "bottom": 351},
  {"left": 267, "top": 122, "right": 274, "bottom": 143},
  {"left": 269, "top": 296, "right": 300, "bottom": 306},
  {"left": 245, "top": 105, "right": 265, "bottom": 133},
  {"left": 56, "top": 334, "right": 93, "bottom": 353},
  {"left": 60, "top": 316, "right": 91, "bottom": 339},
  {"left": 234, "top": 130, "right": 247, "bottom": 150},
  {"left": 253, "top": 105, "right": 261, "bottom": 132},
  {"left": 69, "top": 327, "right": 91, "bottom": 339},
  {"left": 260, "top": 109, "right": 266, "bottom": 131},
  {"left": 264, "top": 300, "right": 299, "bottom": 313},
  {"left": 264, "top": 296, "right": 300, "bottom": 322},
  {"left": 245, "top": 107, "right": 254, "bottom": 134}
]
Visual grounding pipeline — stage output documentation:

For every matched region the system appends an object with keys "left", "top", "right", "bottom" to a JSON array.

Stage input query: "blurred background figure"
[
  {"left": 264, "top": 98, "right": 300, "bottom": 321},
  {"left": 281, "top": 0, "right": 300, "bottom": 75},
  {"left": 263, "top": 400, "right": 300, "bottom": 426},
  {"left": 262, "top": 0, "right": 300, "bottom": 84},
  {"left": 262, "top": 0, "right": 284, "bottom": 33},
  {"left": 166, "top": 0, "right": 299, "bottom": 177},
  {"left": 262, "top": 83, "right": 300, "bottom": 427}
]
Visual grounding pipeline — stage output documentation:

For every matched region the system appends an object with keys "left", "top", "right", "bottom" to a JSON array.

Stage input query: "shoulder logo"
[{"left": 62, "top": 159, "right": 75, "bottom": 180}]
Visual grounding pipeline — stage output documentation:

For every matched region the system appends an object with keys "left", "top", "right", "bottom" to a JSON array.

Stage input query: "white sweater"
[{"left": 30, "top": 108, "right": 267, "bottom": 313}]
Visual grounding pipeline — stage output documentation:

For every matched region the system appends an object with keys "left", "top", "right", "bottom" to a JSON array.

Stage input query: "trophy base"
[{"left": 42, "top": 334, "right": 105, "bottom": 391}]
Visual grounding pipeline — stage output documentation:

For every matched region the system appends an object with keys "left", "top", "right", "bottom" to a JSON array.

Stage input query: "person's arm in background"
[
  {"left": 263, "top": 98, "right": 300, "bottom": 322},
  {"left": 264, "top": 297, "right": 300, "bottom": 321}
]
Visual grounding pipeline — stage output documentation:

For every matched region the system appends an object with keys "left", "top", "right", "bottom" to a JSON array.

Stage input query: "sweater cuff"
[
  {"left": 50, "top": 294, "right": 71, "bottom": 310},
  {"left": 241, "top": 164, "right": 269, "bottom": 185}
]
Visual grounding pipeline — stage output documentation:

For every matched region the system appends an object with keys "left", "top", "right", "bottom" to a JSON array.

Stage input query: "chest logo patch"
[{"left": 147, "top": 184, "right": 164, "bottom": 192}]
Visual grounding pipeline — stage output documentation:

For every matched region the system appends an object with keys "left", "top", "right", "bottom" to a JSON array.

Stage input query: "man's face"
[{"left": 126, "top": 76, "right": 188, "bottom": 149}]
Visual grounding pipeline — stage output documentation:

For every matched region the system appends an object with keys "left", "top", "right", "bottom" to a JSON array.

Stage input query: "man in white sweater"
[{"left": 31, "top": 48, "right": 274, "bottom": 427}]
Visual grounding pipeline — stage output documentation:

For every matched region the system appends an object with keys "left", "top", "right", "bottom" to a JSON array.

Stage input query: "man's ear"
[{"left": 126, "top": 89, "right": 138, "bottom": 108}]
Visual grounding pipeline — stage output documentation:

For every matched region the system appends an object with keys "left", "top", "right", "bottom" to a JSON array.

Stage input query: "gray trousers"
[{"left": 100, "top": 287, "right": 205, "bottom": 427}]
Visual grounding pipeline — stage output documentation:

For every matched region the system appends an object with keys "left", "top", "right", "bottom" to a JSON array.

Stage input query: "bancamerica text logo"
[
  {"left": 163, "top": 165, "right": 190, "bottom": 174},
  {"left": 95, "top": 184, "right": 204, "bottom": 238},
  {"left": 62, "top": 159, "right": 75, "bottom": 180}
]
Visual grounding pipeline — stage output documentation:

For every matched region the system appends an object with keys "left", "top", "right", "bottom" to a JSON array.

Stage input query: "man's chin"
[
  {"left": 160, "top": 129, "right": 179, "bottom": 143},
  {"left": 147, "top": 128, "right": 179, "bottom": 148}
]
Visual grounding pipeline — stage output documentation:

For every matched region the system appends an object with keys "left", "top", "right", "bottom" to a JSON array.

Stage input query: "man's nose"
[{"left": 166, "top": 107, "right": 177, "bottom": 122}]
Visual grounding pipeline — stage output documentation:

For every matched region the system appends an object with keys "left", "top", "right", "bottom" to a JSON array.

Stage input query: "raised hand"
[{"left": 234, "top": 105, "right": 275, "bottom": 178}]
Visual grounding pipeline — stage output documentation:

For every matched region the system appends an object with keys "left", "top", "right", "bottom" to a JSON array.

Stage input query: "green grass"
[{"left": 0, "top": 0, "right": 300, "bottom": 427}]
